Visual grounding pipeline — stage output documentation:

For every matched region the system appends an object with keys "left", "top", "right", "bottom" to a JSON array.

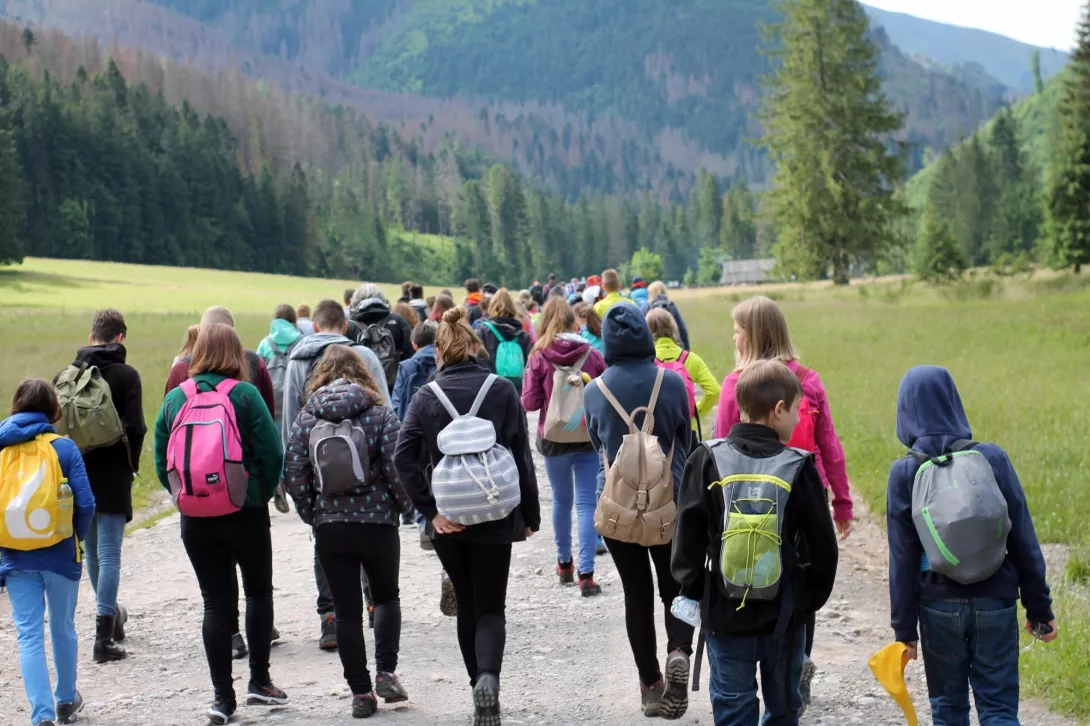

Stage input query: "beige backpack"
[
  {"left": 593, "top": 368, "right": 677, "bottom": 547},
  {"left": 542, "top": 349, "right": 592, "bottom": 443}
]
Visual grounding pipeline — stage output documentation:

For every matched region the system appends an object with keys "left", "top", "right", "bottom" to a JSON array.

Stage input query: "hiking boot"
[
  {"left": 206, "top": 696, "right": 236, "bottom": 725},
  {"left": 801, "top": 656, "right": 817, "bottom": 707},
  {"left": 472, "top": 672, "right": 501, "bottom": 726},
  {"left": 270, "top": 625, "right": 281, "bottom": 645},
  {"left": 319, "top": 613, "right": 338, "bottom": 651},
  {"left": 367, "top": 606, "right": 375, "bottom": 630},
  {"left": 640, "top": 678, "right": 665, "bottom": 717},
  {"left": 246, "top": 681, "right": 289, "bottom": 706},
  {"left": 93, "top": 615, "right": 126, "bottom": 663},
  {"left": 660, "top": 649, "right": 690, "bottom": 719},
  {"left": 56, "top": 690, "right": 84, "bottom": 724},
  {"left": 596, "top": 536, "right": 609, "bottom": 556},
  {"left": 352, "top": 692, "right": 378, "bottom": 718},
  {"left": 556, "top": 560, "right": 575, "bottom": 585},
  {"left": 419, "top": 531, "right": 435, "bottom": 551},
  {"left": 375, "top": 672, "right": 409, "bottom": 703},
  {"left": 578, "top": 575, "right": 602, "bottom": 597},
  {"left": 440, "top": 571, "right": 457, "bottom": 617},
  {"left": 112, "top": 604, "right": 128, "bottom": 642},
  {"left": 273, "top": 484, "right": 290, "bottom": 514},
  {"left": 231, "top": 632, "right": 248, "bottom": 660}
]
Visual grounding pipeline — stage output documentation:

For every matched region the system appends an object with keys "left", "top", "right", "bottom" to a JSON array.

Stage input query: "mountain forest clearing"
[{"left": 0, "top": 258, "right": 1087, "bottom": 722}]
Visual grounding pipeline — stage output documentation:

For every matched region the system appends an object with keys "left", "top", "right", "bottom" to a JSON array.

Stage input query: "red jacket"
[
  {"left": 164, "top": 350, "right": 276, "bottom": 416},
  {"left": 521, "top": 334, "right": 606, "bottom": 441},
  {"left": 714, "top": 359, "right": 853, "bottom": 521}
]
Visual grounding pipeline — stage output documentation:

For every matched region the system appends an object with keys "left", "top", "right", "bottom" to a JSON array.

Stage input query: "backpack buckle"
[{"left": 635, "top": 489, "right": 648, "bottom": 510}]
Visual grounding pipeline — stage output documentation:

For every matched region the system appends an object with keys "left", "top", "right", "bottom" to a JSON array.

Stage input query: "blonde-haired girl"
[{"left": 645, "top": 308, "right": 720, "bottom": 441}]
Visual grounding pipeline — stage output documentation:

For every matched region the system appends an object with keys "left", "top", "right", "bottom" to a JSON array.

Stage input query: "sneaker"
[
  {"left": 472, "top": 672, "right": 501, "bottom": 726},
  {"left": 352, "top": 692, "right": 378, "bottom": 718},
  {"left": 319, "top": 613, "right": 338, "bottom": 650},
  {"left": 34, "top": 721, "right": 55, "bottom": 726},
  {"left": 419, "top": 531, "right": 435, "bottom": 551},
  {"left": 56, "top": 690, "right": 84, "bottom": 724},
  {"left": 113, "top": 604, "right": 128, "bottom": 642},
  {"left": 801, "top": 656, "right": 817, "bottom": 707},
  {"left": 375, "top": 672, "right": 409, "bottom": 703},
  {"left": 640, "top": 678, "right": 664, "bottom": 717},
  {"left": 596, "top": 536, "right": 609, "bottom": 556},
  {"left": 231, "top": 632, "right": 248, "bottom": 660},
  {"left": 367, "top": 606, "right": 375, "bottom": 630},
  {"left": 207, "top": 696, "right": 236, "bottom": 725},
  {"left": 270, "top": 625, "right": 281, "bottom": 645},
  {"left": 578, "top": 575, "right": 602, "bottom": 597},
  {"left": 440, "top": 571, "right": 457, "bottom": 617},
  {"left": 247, "top": 682, "right": 289, "bottom": 706},
  {"left": 273, "top": 484, "right": 290, "bottom": 514},
  {"left": 402, "top": 512, "right": 416, "bottom": 527},
  {"left": 659, "top": 650, "right": 690, "bottom": 719},
  {"left": 556, "top": 560, "right": 575, "bottom": 585}
]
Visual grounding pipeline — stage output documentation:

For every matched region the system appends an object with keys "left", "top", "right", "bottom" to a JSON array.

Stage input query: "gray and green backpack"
[
  {"left": 910, "top": 441, "right": 1011, "bottom": 585},
  {"left": 706, "top": 440, "right": 808, "bottom": 607}
]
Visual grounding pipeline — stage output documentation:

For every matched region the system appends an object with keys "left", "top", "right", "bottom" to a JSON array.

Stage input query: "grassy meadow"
[{"left": 1, "top": 258, "right": 1089, "bottom": 717}]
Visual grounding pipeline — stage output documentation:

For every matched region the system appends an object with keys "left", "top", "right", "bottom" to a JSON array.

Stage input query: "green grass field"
[{"left": 1, "top": 258, "right": 1089, "bottom": 718}]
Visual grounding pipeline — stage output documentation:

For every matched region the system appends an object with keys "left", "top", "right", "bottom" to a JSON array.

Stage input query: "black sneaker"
[
  {"left": 472, "top": 672, "right": 501, "bottom": 726},
  {"left": 800, "top": 656, "right": 817, "bottom": 708},
  {"left": 319, "top": 613, "right": 338, "bottom": 651},
  {"left": 247, "top": 682, "right": 289, "bottom": 706},
  {"left": 352, "top": 692, "right": 378, "bottom": 718},
  {"left": 440, "top": 571, "right": 457, "bottom": 617},
  {"left": 419, "top": 531, "right": 435, "bottom": 551},
  {"left": 231, "top": 632, "right": 248, "bottom": 660},
  {"left": 207, "top": 696, "right": 236, "bottom": 725},
  {"left": 375, "top": 672, "right": 409, "bottom": 703},
  {"left": 270, "top": 625, "right": 281, "bottom": 645},
  {"left": 659, "top": 649, "right": 690, "bottom": 720},
  {"left": 56, "top": 690, "right": 84, "bottom": 724}
]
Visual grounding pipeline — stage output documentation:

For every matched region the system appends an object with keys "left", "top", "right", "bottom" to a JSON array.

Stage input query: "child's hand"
[
  {"left": 1025, "top": 620, "right": 1059, "bottom": 643},
  {"left": 903, "top": 642, "right": 918, "bottom": 661},
  {"left": 836, "top": 519, "right": 854, "bottom": 541}
]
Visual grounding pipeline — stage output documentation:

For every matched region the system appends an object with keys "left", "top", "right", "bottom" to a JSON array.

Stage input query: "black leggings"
[
  {"left": 605, "top": 537, "right": 695, "bottom": 686},
  {"left": 315, "top": 522, "right": 402, "bottom": 695},
  {"left": 180, "top": 507, "right": 274, "bottom": 702},
  {"left": 432, "top": 537, "right": 512, "bottom": 686}
]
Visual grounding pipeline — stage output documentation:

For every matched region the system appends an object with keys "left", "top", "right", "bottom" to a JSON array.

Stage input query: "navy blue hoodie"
[
  {"left": 887, "top": 366, "right": 1053, "bottom": 643},
  {"left": 584, "top": 303, "right": 691, "bottom": 498}
]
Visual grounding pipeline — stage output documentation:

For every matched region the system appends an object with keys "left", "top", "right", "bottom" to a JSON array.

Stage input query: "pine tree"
[
  {"left": 722, "top": 181, "right": 757, "bottom": 259},
  {"left": 988, "top": 108, "right": 1041, "bottom": 259},
  {"left": 760, "top": 0, "right": 905, "bottom": 284},
  {"left": 692, "top": 169, "right": 723, "bottom": 251},
  {"left": 915, "top": 199, "right": 966, "bottom": 283},
  {"left": 0, "top": 124, "right": 27, "bottom": 264},
  {"left": 1045, "top": 1, "right": 1090, "bottom": 273}
]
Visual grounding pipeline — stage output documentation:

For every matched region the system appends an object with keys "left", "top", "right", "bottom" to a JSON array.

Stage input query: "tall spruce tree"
[
  {"left": 760, "top": 0, "right": 905, "bottom": 284},
  {"left": 1045, "top": 1, "right": 1090, "bottom": 273},
  {"left": 988, "top": 107, "right": 1041, "bottom": 259}
]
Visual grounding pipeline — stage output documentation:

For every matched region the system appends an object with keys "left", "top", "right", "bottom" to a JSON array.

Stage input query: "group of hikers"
[{"left": 0, "top": 268, "right": 1059, "bottom": 726}]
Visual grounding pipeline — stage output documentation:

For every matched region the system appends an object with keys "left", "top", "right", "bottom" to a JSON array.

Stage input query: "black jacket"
[
  {"left": 393, "top": 359, "right": 540, "bottom": 544},
  {"left": 66, "top": 344, "right": 147, "bottom": 521},
  {"left": 476, "top": 317, "right": 532, "bottom": 389},
  {"left": 348, "top": 299, "right": 415, "bottom": 362},
  {"left": 672, "top": 424, "right": 838, "bottom": 636}
]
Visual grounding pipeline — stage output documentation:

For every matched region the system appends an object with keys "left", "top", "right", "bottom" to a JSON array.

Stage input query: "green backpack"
[
  {"left": 483, "top": 322, "right": 526, "bottom": 385},
  {"left": 55, "top": 363, "right": 127, "bottom": 454}
]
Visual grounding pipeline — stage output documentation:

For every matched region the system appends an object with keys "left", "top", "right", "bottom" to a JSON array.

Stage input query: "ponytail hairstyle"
[
  {"left": 307, "top": 344, "right": 385, "bottom": 403},
  {"left": 435, "top": 307, "right": 481, "bottom": 368},
  {"left": 572, "top": 302, "right": 602, "bottom": 338},
  {"left": 531, "top": 297, "right": 576, "bottom": 356},
  {"left": 731, "top": 295, "right": 798, "bottom": 371},
  {"left": 177, "top": 324, "right": 200, "bottom": 360}
]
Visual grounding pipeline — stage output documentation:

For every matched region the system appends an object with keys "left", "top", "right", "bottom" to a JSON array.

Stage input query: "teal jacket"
[
  {"left": 256, "top": 319, "right": 303, "bottom": 363},
  {"left": 154, "top": 373, "right": 283, "bottom": 507}
]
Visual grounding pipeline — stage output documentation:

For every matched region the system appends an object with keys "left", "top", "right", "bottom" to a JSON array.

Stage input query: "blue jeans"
[
  {"left": 544, "top": 452, "right": 600, "bottom": 574},
  {"left": 920, "top": 597, "right": 1020, "bottom": 726},
  {"left": 85, "top": 512, "right": 126, "bottom": 616},
  {"left": 706, "top": 628, "right": 806, "bottom": 726},
  {"left": 6, "top": 570, "right": 81, "bottom": 725}
]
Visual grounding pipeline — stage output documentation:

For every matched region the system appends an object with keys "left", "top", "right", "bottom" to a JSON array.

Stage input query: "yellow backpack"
[{"left": 0, "top": 433, "right": 73, "bottom": 551}]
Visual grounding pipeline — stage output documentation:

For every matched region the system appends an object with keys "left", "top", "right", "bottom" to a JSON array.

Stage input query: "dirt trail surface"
[{"left": 0, "top": 429, "right": 1076, "bottom": 726}]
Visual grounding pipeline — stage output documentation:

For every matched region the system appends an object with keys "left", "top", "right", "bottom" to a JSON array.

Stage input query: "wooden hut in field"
[{"left": 720, "top": 258, "right": 776, "bottom": 285}]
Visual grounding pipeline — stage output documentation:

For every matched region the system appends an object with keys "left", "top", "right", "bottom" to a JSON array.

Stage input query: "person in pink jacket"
[
  {"left": 521, "top": 297, "right": 607, "bottom": 597},
  {"left": 713, "top": 295, "right": 853, "bottom": 712}
]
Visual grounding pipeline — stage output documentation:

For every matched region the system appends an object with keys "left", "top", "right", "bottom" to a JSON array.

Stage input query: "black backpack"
[{"left": 349, "top": 317, "right": 399, "bottom": 387}]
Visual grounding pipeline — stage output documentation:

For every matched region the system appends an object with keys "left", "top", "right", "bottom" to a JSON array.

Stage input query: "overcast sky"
[{"left": 865, "top": 0, "right": 1084, "bottom": 50}]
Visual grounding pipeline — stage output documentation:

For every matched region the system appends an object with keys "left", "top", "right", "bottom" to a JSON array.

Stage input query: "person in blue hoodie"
[
  {"left": 1, "top": 379, "right": 95, "bottom": 726},
  {"left": 391, "top": 322, "right": 437, "bottom": 423},
  {"left": 583, "top": 303, "right": 694, "bottom": 720},
  {"left": 887, "top": 366, "right": 1056, "bottom": 725}
]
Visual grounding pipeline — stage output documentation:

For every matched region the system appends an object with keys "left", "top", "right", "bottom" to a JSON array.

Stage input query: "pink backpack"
[
  {"left": 655, "top": 351, "right": 696, "bottom": 417},
  {"left": 166, "top": 379, "right": 250, "bottom": 517}
]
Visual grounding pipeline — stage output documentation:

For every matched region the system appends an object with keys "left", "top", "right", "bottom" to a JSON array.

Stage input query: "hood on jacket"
[
  {"left": 631, "top": 287, "right": 649, "bottom": 304},
  {"left": 351, "top": 298, "right": 391, "bottom": 324},
  {"left": 481, "top": 317, "right": 523, "bottom": 338},
  {"left": 654, "top": 336, "right": 683, "bottom": 360},
  {"left": 268, "top": 319, "right": 303, "bottom": 348},
  {"left": 542, "top": 333, "right": 593, "bottom": 367},
  {"left": 290, "top": 332, "right": 357, "bottom": 362},
  {"left": 303, "top": 379, "right": 376, "bottom": 422},
  {"left": 413, "top": 344, "right": 436, "bottom": 362},
  {"left": 0, "top": 412, "right": 55, "bottom": 447},
  {"left": 74, "top": 343, "right": 127, "bottom": 368},
  {"left": 602, "top": 303, "right": 654, "bottom": 364},
  {"left": 895, "top": 365, "right": 972, "bottom": 456}
]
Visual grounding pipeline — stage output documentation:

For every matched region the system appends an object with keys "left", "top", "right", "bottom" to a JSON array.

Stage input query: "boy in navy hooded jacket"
[{"left": 887, "top": 366, "right": 1056, "bottom": 725}]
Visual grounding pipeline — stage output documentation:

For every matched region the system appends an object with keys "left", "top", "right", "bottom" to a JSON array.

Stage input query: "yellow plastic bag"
[{"left": 868, "top": 642, "right": 918, "bottom": 726}]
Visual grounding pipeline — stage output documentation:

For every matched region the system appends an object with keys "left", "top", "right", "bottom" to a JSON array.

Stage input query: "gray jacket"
[{"left": 281, "top": 333, "right": 386, "bottom": 446}]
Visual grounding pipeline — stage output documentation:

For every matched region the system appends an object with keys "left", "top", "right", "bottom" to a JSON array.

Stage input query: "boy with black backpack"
[
  {"left": 886, "top": 366, "right": 1056, "bottom": 725},
  {"left": 672, "top": 359, "right": 838, "bottom": 726}
]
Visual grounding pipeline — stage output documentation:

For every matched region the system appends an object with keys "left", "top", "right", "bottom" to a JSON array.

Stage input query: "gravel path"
[{"left": 0, "top": 431, "right": 1076, "bottom": 726}]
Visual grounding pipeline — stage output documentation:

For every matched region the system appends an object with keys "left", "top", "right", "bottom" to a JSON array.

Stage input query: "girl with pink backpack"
[
  {"left": 646, "top": 308, "right": 721, "bottom": 446},
  {"left": 154, "top": 323, "right": 288, "bottom": 726}
]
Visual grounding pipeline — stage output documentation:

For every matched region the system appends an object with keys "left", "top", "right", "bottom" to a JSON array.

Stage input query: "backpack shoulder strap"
[
  {"left": 950, "top": 439, "right": 978, "bottom": 452},
  {"left": 468, "top": 374, "right": 498, "bottom": 417},
  {"left": 594, "top": 376, "right": 634, "bottom": 431},
  {"left": 573, "top": 348, "right": 592, "bottom": 371},
  {"left": 36, "top": 432, "right": 61, "bottom": 445},
  {"left": 793, "top": 364, "right": 812, "bottom": 385},
  {"left": 215, "top": 378, "right": 240, "bottom": 396},
  {"left": 645, "top": 367, "right": 667, "bottom": 424},
  {"left": 180, "top": 378, "right": 199, "bottom": 399},
  {"left": 483, "top": 321, "right": 506, "bottom": 343},
  {"left": 679, "top": 350, "right": 690, "bottom": 364},
  {"left": 427, "top": 381, "right": 462, "bottom": 419}
]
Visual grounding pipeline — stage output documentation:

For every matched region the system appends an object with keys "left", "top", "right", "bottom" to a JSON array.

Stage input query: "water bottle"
[
  {"left": 671, "top": 596, "right": 701, "bottom": 628},
  {"left": 57, "top": 480, "right": 74, "bottom": 538}
]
